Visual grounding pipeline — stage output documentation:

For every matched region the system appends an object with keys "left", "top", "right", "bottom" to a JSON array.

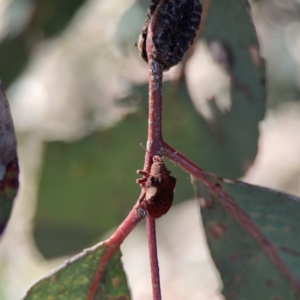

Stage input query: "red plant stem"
[
  {"left": 142, "top": 3, "right": 165, "bottom": 300},
  {"left": 162, "top": 142, "right": 300, "bottom": 295},
  {"left": 146, "top": 217, "right": 161, "bottom": 300},
  {"left": 86, "top": 197, "right": 145, "bottom": 300},
  {"left": 88, "top": 3, "right": 165, "bottom": 298},
  {"left": 143, "top": 56, "right": 163, "bottom": 300},
  {"left": 142, "top": 56, "right": 164, "bottom": 173},
  {"left": 142, "top": 57, "right": 163, "bottom": 300},
  {"left": 145, "top": 58, "right": 164, "bottom": 157},
  {"left": 145, "top": 1, "right": 164, "bottom": 162}
]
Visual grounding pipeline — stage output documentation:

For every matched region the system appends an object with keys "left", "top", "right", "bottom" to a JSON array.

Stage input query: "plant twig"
[
  {"left": 146, "top": 217, "right": 161, "bottom": 300},
  {"left": 142, "top": 2, "right": 165, "bottom": 299},
  {"left": 88, "top": 3, "right": 165, "bottom": 297}
]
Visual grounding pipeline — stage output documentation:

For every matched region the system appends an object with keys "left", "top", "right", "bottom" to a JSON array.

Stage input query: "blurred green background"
[{"left": 0, "top": 0, "right": 300, "bottom": 299}]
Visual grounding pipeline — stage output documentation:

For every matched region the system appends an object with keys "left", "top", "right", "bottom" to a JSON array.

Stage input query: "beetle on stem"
[{"left": 136, "top": 155, "right": 176, "bottom": 218}]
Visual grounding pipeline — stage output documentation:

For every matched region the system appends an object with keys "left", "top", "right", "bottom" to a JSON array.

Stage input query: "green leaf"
[
  {"left": 0, "top": 34, "right": 30, "bottom": 88},
  {"left": 0, "top": 82, "right": 19, "bottom": 235},
  {"left": 31, "top": 0, "right": 86, "bottom": 38},
  {"left": 194, "top": 176, "right": 300, "bottom": 299},
  {"left": 193, "top": 0, "right": 266, "bottom": 178},
  {"left": 22, "top": 244, "right": 131, "bottom": 300}
]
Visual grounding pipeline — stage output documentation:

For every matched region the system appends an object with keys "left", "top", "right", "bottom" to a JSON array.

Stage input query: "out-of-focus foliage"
[
  {"left": 254, "top": 0, "right": 300, "bottom": 109},
  {"left": 195, "top": 0, "right": 265, "bottom": 175},
  {"left": 0, "top": 0, "right": 86, "bottom": 87}
]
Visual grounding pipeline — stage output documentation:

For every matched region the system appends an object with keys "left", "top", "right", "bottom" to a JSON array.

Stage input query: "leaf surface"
[
  {"left": 23, "top": 244, "right": 131, "bottom": 300},
  {"left": 194, "top": 176, "right": 300, "bottom": 299},
  {"left": 0, "top": 82, "right": 19, "bottom": 234},
  {"left": 188, "top": 0, "right": 266, "bottom": 178}
]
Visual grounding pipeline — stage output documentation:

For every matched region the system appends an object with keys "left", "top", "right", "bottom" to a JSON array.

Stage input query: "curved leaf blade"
[
  {"left": 194, "top": 177, "right": 300, "bottom": 299},
  {"left": 189, "top": 0, "right": 266, "bottom": 178},
  {"left": 22, "top": 244, "right": 131, "bottom": 300},
  {"left": 0, "top": 81, "right": 19, "bottom": 234}
]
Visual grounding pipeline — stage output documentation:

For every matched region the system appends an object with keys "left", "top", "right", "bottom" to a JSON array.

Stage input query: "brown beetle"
[{"left": 136, "top": 156, "right": 176, "bottom": 218}]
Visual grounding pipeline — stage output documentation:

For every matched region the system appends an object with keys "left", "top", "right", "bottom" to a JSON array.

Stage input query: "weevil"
[{"left": 136, "top": 156, "right": 176, "bottom": 218}]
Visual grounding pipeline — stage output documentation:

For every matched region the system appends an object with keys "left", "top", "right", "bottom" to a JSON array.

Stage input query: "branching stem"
[
  {"left": 88, "top": 0, "right": 300, "bottom": 295},
  {"left": 87, "top": 0, "right": 300, "bottom": 296}
]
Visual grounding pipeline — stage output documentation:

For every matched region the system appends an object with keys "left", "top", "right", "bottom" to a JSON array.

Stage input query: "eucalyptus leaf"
[
  {"left": 22, "top": 244, "right": 131, "bottom": 300},
  {"left": 0, "top": 82, "right": 19, "bottom": 234},
  {"left": 190, "top": 0, "right": 266, "bottom": 178},
  {"left": 194, "top": 176, "right": 300, "bottom": 299}
]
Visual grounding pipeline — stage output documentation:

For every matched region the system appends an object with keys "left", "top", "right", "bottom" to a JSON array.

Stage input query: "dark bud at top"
[{"left": 137, "top": 0, "right": 202, "bottom": 70}]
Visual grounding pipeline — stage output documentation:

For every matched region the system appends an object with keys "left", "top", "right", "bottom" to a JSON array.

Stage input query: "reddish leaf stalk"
[
  {"left": 162, "top": 142, "right": 300, "bottom": 295},
  {"left": 86, "top": 197, "right": 145, "bottom": 300}
]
